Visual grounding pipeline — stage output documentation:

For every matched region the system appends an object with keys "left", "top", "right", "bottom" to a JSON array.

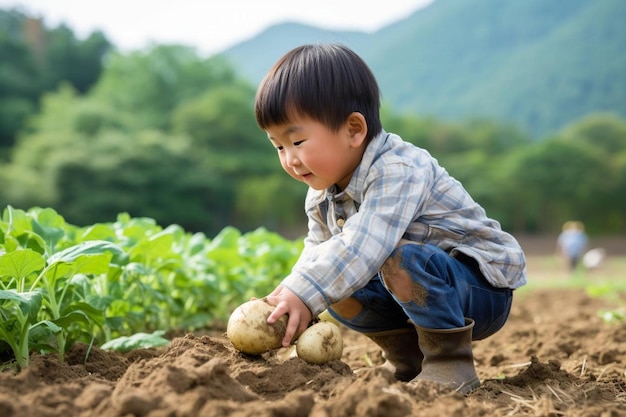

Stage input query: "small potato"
[
  {"left": 227, "top": 299, "right": 287, "bottom": 354},
  {"left": 296, "top": 321, "right": 343, "bottom": 364}
]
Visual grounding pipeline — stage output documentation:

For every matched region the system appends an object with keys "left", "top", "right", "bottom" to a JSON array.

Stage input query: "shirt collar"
[
  {"left": 306, "top": 130, "right": 390, "bottom": 208},
  {"left": 340, "top": 130, "right": 389, "bottom": 199}
]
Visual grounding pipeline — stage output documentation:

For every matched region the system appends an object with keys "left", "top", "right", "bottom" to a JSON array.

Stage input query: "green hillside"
[{"left": 221, "top": 0, "right": 626, "bottom": 138}]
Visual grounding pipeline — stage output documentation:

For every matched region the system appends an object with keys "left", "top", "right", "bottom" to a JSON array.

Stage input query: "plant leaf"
[
  {"left": 100, "top": 330, "right": 170, "bottom": 352},
  {"left": 47, "top": 240, "right": 127, "bottom": 265},
  {"left": 0, "top": 250, "right": 46, "bottom": 281},
  {"left": 0, "top": 289, "right": 43, "bottom": 321}
]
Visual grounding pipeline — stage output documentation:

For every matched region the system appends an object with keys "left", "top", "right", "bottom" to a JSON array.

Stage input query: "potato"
[
  {"left": 226, "top": 299, "right": 287, "bottom": 354},
  {"left": 296, "top": 321, "right": 343, "bottom": 364}
]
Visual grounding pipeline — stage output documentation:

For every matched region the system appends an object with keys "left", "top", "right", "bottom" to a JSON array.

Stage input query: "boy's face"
[{"left": 265, "top": 114, "right": 367, "bottom": 191}]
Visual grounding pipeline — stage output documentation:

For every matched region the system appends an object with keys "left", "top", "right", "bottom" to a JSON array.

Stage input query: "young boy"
[{"left": 255, "top": 43, "right": 527, "bottom": 394}]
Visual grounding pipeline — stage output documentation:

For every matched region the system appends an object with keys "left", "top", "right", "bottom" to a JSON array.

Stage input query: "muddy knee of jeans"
[
  {"left": 380, "top": 249, "right": 414, "bottom": 302},
  {"left": 329, "top": 297, "right": 363, "bottom": 319},
  {"left": 381, "top": 247, "right": 428, "bottom": 305}
]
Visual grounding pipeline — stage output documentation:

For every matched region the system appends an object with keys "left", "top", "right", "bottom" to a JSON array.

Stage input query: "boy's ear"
[{"left": 346, "top": 112, "right": 368, "bottom": 147}]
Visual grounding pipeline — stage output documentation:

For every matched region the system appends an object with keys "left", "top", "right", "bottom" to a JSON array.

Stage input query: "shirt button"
[{"left": 337, "top": 218, "right": 345, "bottom": 228}]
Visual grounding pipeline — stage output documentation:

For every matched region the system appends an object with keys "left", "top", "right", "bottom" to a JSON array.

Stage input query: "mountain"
[
  {"left": 221, "top": 22, "right": 369, "bottom": 85},
  {"left": 220, "top": 0, "right": 626, "bottom": 138}
]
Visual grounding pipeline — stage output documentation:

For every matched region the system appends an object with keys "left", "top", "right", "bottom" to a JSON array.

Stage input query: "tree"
[
  {"left": 53, "top": 130, "right": 231, "bottom": 233},
  {"left": 560, "top": 113, "right": 626, "bottom": 232},
  {"left": 0, "top": 44, "right": 283, "bottom": 234},
  {"left": 91, "top": 45, "right": 237, "bottom": 131},
  {"left": 504, "top": 137, "right": 613, "bottom": 233},
  {"left": 41, "top": 26, "right": 111, "bottom": 93},
  {"left": 234, "top": 175, "right": 307, "bottom": 234},
  {"left": 172, "top": 84, "right": 276, "bottom": 175},
  {"left": 561, "top": 112, "right": 626, "bottom": 155},
  {"left": 0, "top": 9, "right": 112, "bottom": 150},
  {"left": 0, "top": 26, "right": 38, "bottom": 150}
]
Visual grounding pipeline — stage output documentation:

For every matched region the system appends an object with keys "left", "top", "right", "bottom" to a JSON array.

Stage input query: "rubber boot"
[
  {"left": 411, "top": 318, "right": 480, "bottom": 394},
  {"left": 365, "top": 328, "right": 423, "bottom": 382}
]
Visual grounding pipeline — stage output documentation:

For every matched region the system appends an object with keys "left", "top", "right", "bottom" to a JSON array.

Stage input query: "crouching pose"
[{"left": 255, "top": 43, "right": 527, "bottom": 394}]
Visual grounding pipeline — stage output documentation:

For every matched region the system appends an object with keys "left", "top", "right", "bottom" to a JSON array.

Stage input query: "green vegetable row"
[{"left": 0, "top": 206, "right": 303, "bottom": 370}]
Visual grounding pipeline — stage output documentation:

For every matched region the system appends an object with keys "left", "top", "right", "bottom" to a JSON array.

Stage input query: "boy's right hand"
[{"left": 265, "top": 286, "right": 312, "bottom": 347}]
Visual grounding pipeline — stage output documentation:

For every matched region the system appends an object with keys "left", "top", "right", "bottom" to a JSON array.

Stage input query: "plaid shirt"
[{"left": 281, "top": 131, "right": 527, "bottom": 316}]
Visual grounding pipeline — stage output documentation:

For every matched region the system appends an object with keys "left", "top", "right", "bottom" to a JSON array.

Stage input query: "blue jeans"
[{"left": 327, "top": 243, "right": 513, "bottom": 340}]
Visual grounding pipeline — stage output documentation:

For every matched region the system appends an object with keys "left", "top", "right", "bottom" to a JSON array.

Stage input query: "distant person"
[
  {"left": 557, "top": 221, "right": 588, "bottom": 271},
  {"left": 253, "top": 43, "right": 527, "bottom": 394}
]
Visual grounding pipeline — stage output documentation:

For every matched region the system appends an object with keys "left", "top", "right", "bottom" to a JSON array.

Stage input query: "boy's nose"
[{"left": 285, "top": 150, "right": 300, "bottom": 167}]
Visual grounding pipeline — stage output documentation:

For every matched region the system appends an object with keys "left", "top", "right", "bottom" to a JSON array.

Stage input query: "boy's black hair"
[{"left": 255, "top": 43, "right": 382, "bottom": 143}]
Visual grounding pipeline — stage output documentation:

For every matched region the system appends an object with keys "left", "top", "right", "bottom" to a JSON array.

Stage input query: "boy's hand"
[{"left": 265, "top": 286, "right": 312, "bottom": 347}]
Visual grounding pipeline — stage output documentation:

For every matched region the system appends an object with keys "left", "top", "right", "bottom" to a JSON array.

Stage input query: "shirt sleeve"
[{"left": 290, "top": 195, "right": 330, "bottom": 270}]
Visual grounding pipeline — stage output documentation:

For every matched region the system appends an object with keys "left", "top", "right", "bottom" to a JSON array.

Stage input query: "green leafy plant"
[
  {"left": 0, "top": 206, "right": 303, "bottom": 370},
  {"left": 0, "top": 289, "right": 45, "bottom": 370},
  {"left": 0, "top": 239, "right": 127, "bottom": 367}
]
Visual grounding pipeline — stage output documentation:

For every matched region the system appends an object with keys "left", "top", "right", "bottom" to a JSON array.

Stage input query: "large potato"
[
  {"left": 227, "top": 299, "right": 287, "bottom": 354},
  {"left": 296, "top": 321, "right": 343, "bottom": 364}
]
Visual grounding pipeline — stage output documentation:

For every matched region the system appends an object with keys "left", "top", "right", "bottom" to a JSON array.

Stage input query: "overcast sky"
[{"left": 0, "top": 0, "right": 434, "bottom": 55}]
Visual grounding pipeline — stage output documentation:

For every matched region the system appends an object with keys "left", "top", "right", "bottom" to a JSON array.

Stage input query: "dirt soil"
[{"left": 0, "top": 287, "right": 625, "bottom": 417}]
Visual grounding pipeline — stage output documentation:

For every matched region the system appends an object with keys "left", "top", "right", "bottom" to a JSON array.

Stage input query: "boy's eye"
[
  {"left": 275, "top": 146, "right": 284, "bottom": 151},
  {"left": 293, "top": 140, "right": 304, "bottom": 146}
]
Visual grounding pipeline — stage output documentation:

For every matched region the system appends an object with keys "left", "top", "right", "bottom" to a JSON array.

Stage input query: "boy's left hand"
[{"left": 265, "top": 286, "right": 312, "bottom": 347}]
